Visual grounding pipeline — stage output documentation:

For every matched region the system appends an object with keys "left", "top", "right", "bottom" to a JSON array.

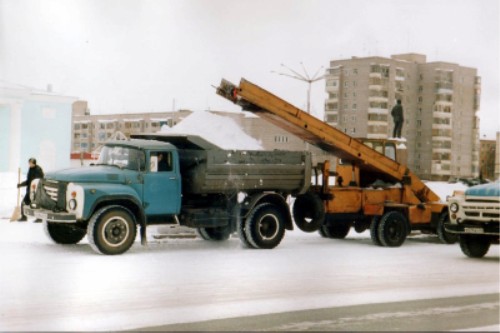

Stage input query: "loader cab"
[
  {"left": 334, "top": 138, "right": 407, "bottom": 188},
  {"left": 361, "top": 138, "right": 407, "bottom": 165}
]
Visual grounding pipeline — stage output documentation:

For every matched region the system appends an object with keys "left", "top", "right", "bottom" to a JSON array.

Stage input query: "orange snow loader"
[{"left": 217, "top": 78, "right": 456, "bottom": 247}]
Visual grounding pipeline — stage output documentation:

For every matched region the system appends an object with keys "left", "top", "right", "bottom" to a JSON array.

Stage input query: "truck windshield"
[{"left": 97, "top": 145, "right": 146, "bottom": 171}]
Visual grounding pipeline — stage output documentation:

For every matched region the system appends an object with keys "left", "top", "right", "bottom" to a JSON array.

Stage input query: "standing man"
[
  {"left": 17, "top": 158, "right": 44, "bottom": 221},
  {"left": 391, "top": 99, "right": 404, "bottom": 138}
]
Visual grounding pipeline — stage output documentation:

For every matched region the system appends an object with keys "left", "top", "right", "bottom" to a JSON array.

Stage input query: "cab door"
[{"left": 142, "top": 150, "right": 181, "bottom": 216}]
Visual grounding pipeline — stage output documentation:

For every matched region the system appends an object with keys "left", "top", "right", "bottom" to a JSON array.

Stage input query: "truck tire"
[
  {"left": 459, "top": 234, "right": 490, "bottom": 258},
  {"left": 377, "top": 211, "right": 408, "bottom": 247},
  {"left": 87, "top": 205, "right": 137, "bottom": 255},
  {"left": 437, "top": 211, "right": 458, "bottom": 244},
  {"left": 245, "top": 203, "right": 285, "bottom": 249},
  {"left": 197, "top": 226, "right": 231, "bottom": 241},
  {"left": 293, "top": 192, "right": 325, "bottom": 232},
  {"left": 237, "top": 218, "right": 255, "bottom": 248},
  {"left": 370, "top": 216, "right": 382, "bottom": 246},
  {"left": 44, "top": 222, "right": 86, "bottom": 245},
  {"left": 319, "top": 215, "right": 350, "bottom": 239}
]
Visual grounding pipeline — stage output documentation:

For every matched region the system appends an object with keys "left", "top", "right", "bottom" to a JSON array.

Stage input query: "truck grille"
[
  {"left": 462, "top": 203, "right": 500, "bottom": 222},
  {"left": 43, "top": 181, "right": 59, "bottom": 202},
  {"left": 35, "top": 179, "right": 67, "bottom": 211}
]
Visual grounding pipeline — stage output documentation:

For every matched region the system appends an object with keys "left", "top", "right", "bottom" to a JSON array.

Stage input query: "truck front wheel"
[
  {"left": 459, "top": 234, "right": 490, "bottom": 258},
  {"left": 245, "top": 203, "right": 285, "bottom": 249},
  {"left": 88, "top": 206, "right": 137, "bottom": 255},
  {"left": 44, "top": 222, "right": 86, "bottom": 245}
]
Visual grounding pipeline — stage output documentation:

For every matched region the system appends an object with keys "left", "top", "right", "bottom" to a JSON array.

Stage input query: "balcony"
[
  {"left": 369, "top": 72, "right": 382, "bottom": 78},
  {"left": 326, "top": 85, "right": 339, "bottom": 93},
  {"left": 368, "top": 108, "right": 388, "bottom": 115},
  {"left": 395, "top": 75, "right": 405, "bottom": 81},
  {"left": 368, "top": 96, "right": 388, "bottom": 103}
]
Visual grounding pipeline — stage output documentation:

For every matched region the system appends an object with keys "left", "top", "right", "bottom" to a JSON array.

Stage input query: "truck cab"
[
  {"left": 26, "top": 139, "right": 182, "bottom": 254},
  {"left": 446, "top": 181, "right": 500, "bottom": 258}
]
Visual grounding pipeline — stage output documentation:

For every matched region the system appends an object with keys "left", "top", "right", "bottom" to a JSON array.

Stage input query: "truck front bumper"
[
  {"left": 25, "top": 206, "right": 77, "bottom": 223},
  {"left": 445, "top": 222, "right": 499, "bottom": 236}
]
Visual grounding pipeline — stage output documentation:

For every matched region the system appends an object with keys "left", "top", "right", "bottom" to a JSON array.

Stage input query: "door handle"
[{"left": 169, "top": 177, "right": 176, "bottom": 180}]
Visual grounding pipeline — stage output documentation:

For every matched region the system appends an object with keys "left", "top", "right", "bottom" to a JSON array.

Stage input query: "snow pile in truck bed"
[{"left": 160, "top": 111, "right": 263, "bottom": 150}]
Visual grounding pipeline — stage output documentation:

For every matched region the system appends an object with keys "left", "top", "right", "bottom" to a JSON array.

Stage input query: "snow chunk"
[{"left": 160, "top": 111, "right": 263, "bottom": 150}]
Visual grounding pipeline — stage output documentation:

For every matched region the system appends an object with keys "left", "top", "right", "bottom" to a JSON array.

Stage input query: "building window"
[
  {"left": 344, "top": 81, "right": 349, "bottom": 87},
  {"left": 353, "top": 68, "right": 358, "bottom": 74},
  {"left": 274, "top": 135, "right": 289, "bottom": 143},
  {"left": 352, "top": 103, "right": 357, "bottom": 110},
  {"left": 74, "top": 124, "right": 80, "bottom": 130}
]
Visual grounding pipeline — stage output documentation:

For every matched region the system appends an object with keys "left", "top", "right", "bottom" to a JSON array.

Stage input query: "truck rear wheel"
[
  {"left": 370, "top": 216, "right": 382, "bottom": 246},
  {"left": 319, "top": 215, "right": 350, "bottom": 239},
  {"left": 44, "top": 222, "right": 86, "bottom": 245},
  {"left": 377, "top": 211, "right": 408, "bottom": 247},
  {"left": 197, "top": 226, "right": 231, "bottom": 241},
  {"left": 88, "top": 205, "right": 137, "bottom": 255},
  {"left": 293, "top": 192, "right": 325, "bottom": 232},
  {"left": 237, "top": 218, "right": 255, "bottom": 248},
  {"left": 459, "top": 234, "right": 490, "bottom": 258},
  {"left": 245, "top": 203, "right": 285, "bottom": 249},
  {"left": 437, "top": 212, "right": 458, "bottom": 244}
]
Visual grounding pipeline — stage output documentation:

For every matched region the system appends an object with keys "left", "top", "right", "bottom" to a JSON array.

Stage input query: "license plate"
[{"left": 464, "top": 227, "right": 483, "bottom": 234}]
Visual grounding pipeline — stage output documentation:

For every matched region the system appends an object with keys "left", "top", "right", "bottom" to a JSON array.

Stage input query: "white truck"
[{"left": 446, "top": 182, "right": 500, "bottom": 258}]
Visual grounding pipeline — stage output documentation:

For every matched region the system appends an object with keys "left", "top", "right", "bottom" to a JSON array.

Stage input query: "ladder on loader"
[{"left": 216, "top": 78, "right": 455, "bottom": 247}]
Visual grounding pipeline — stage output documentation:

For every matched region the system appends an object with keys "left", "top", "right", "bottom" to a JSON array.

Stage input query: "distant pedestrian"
[
  {"left": 391, "top": 99, "right": 404, "bottom": 138},
  {"left": 17, "top": 158, "right": 44, "bottom": 221}
]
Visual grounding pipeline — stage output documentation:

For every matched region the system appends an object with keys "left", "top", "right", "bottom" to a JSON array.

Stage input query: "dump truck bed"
[{"left": 133, "top": 134, "right": 311, "bottom": 195}]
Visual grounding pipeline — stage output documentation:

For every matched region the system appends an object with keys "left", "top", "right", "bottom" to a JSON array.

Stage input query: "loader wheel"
[
  {"left": 370, "top": 216, "right": 382, "bottom": 246},
  {"left": 245, "top": 203, "right": 285, "bottom": 249},
  {"left": 459, "top": 235, "right": 490, "bottom": 258},
  {"left": 293, "top": 192, "right": 325, "bottom": 232},
  {"left": 88, "top": 205, "right": 137, "bottom": 255},
  {"left": 197, "top": 226, "right": 231, "bottom": 241},
  {"left": 437, "top": 212, "right": 458, "bottom": 244},
  {"left": 319, "top": 215, "right": 350, "bottom": 239},
  {"left": 377, "top": 211, "right": 408, "bottom": 247},
  {"left": 44, "top": 222, "right": 86, "bottom": 245}
]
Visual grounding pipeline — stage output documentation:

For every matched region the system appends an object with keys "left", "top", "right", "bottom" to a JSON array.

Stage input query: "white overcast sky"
[{"left": 1, "top": 0, "right": 499, "bottom": 137}]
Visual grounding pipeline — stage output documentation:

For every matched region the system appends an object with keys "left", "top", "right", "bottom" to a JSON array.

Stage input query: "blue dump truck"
[
  {"left": 26, "top": 134, "right": 311, "bottom": 255},
  {"left": 446, "top": 182, "right": 500, "bottom": 258}
]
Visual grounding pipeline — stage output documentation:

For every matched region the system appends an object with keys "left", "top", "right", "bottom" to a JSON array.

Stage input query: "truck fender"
[
  {"left": 89, "top": 195, "right": 147, "bottom": 244},
  {"left": 241, "top": 193, "right": 294, "bottom": 230}
]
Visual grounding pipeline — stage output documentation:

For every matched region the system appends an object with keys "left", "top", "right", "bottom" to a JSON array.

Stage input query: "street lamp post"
[
  {"left": 271, "top": 62, "right": 325, "bottom": 114},
  {"left": 271, "top": 63, "right": 326, "bottom": 151}
]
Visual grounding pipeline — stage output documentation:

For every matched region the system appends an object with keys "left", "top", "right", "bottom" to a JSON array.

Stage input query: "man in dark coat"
[
  {"left": 391, "top": 99, "right": 404, "bottom": 138},
  {"left": 17, "top": 158, "right": 44, "bottom": 221}
]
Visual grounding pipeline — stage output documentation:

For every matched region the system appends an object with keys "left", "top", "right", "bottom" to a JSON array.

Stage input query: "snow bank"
[{"left": 160, "top": 111, "right": 263, "bottom": 150}]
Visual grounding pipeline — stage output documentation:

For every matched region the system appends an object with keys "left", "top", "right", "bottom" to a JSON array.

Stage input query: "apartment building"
[
  {"left": 325, "top": 53, "right": 481, "bottom": 180},
  {"left": 71, "top": 101, "right": 192, "bottom": 155},
  {"left": 480, "top": 138, "right": 497, "bottom": 180}
]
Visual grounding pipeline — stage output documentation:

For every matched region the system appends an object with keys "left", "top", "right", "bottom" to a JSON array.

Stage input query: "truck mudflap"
[
  {"left": 445, "top": 222, "right": 499, "bottom": 236},
  {"left": 25, "top": 206, "right": 77, "bottom": 223}
]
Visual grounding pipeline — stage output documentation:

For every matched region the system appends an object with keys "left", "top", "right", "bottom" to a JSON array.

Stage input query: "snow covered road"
[{"left": 0, "top": 220, "right": 498, "bottom": 331}]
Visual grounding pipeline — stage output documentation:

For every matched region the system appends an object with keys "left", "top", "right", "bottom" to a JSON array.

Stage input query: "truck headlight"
[
  {"left": 66, "top": 183, "right": 84, "bottom": 219},
  {"left": 449, "top": 202, "right": 459, "bottom": 213},
  {"left": 30, "top": 178, "right": 40, "bottom": 201},
  {"left": 68, "top": 199, "right": 77, "bottom": 210}
]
